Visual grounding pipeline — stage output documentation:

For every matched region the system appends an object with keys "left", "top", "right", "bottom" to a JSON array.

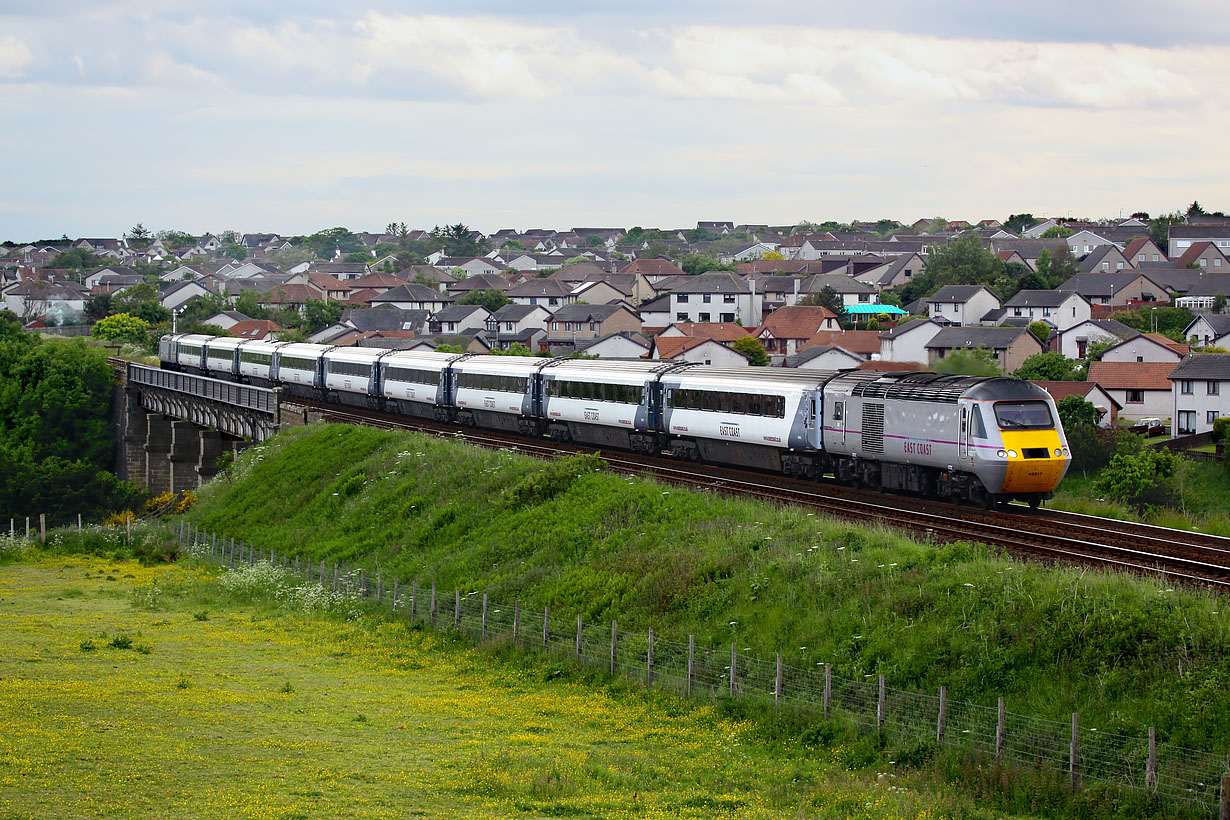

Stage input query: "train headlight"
[
  {"left": 1007, "top": 449, "right": 1018, "bottom": 458},
  {"left": 1054, "top": 448, "right": 1063, "bottom": 457},
  {"left": 1063, "top": 447, "right": 1070, "bottom": 457},
  {"left": 996, "top": 449, "right": 1007, "bottom": 458}
]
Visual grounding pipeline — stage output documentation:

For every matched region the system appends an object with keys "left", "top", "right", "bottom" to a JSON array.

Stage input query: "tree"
[
  {"left": 898, "top": 233, "right": 1004, "bottom": 304},
  {"left": 1094, "top": 446, "right": 1180, "bottom": 512},
  {"left": 1188, "top": 201, "right": 1206, "bottom": 218},
  {"left": 1027, "top": 321, "right": 1051, "bottom": 344},
  {"left": 925, "top": 217, "right": 948, "bottom": 235},
  {"left": 50, "top": 247, "right": 101, "bottom": 272},
  {"left": 300, "top": 299, "right": 343, "bottom": 334},
  {"left": 501, "top": 239, "right": 526, "bottom": 250},
  {"left": 800, "top": 286, "right": 847, "bottom": 326},
  {"left": 490, "top": 343, "right": 537, "bottom": 357},
  {"left": 761, "top": 250, "right": 785, "bottom": 260},
  {"left": 457, "top": 289, "right": 511, "bottom": 313},
  {"left": 83, "top": 293, "right": 115, "bottom": 323},
  {"left": 112, "top": 284, "right": 171, "bottom": 325},
  {"left": 156, "top": 230, "right": 196, "bottom": 250},
  {"left": 1004, "top": 214, "right": 1039, "bottom": 234},
  {"left": 679, "top": 254, "right": 734, "bottom": 275},
  {"left": 127, "top": 223, "right": 151, "bottom": 242},
  {"left": 268, "top": 245, "right": 315, "bottom": 270},
  {"left": 306, "top": 227, "right": 364, "bottom": 260},
  {"left": 233, "top": 290, "right": 272, "bottom": 321},
  {"left": 343, "top": 251, "right": 371, "bottom": 264},
  {"left": 1013, "top": 351, "right": 1077, "bottom": 381},
  {"left": 222, "top": 244, "right": 248, "bottom": 261},
  {"left": 1149, "top": 212, "right": 1185, "bottom": 249},
  {"left": 435, "top": 343, "right": 466, "bottom": 353},
  {"left": 1056, "top": 395, "right": 1101, "bottom": 432},
  {"left": 219, "top": 230, "right": 241, "bottom": 245},
  {"left": 933, "top": 346, "right": 1001, "bottom": 376},
  {"left": 1112, "top": 305, "right": 1194, "bottom": 343},
  {"left": 91, "top": 313, "right": 150, "bottom": 344},
  {"left": 1214, "top": 293, "right": 1227, "bottom": 315},
  {"left": 429, "top": 224, "right": 487, "bottom": 258},
  {"left": 730, "top": 336, "right": 769, "bottom": 366},
  {"left": 582, "top": 235, "right": 606, "bottom": 248},
  {"left": 1040, "top": 225, "right": 1074, "bottom": 239}
]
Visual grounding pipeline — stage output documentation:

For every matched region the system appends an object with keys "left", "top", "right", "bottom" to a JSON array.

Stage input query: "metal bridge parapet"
[{"left": 125, "top": 364, "right": 279, "bottom": 441}]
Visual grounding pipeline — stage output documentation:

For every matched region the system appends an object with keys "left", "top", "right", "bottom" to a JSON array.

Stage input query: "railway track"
[{"left": 290, "top": 397, "right": 1230, "bottom": 590}]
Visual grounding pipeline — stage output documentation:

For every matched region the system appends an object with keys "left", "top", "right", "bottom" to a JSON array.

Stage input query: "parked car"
[{"left": 1128, "top": 418, "right": 1167, "bottom": 437}]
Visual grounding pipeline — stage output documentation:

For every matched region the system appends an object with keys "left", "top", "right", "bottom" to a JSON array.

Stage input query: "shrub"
[
  {"left": 91, "top": 313, "right": 150, "bottom": 344},
  {"left": 108, "top": 635, "right": 133, "bottom": 650},
  {"left": 1212, "top": 417, "right": 1230, "bottom": 443},
  {"left": 1094, "top": 446, "right": 1180, "bottom": 512},
  {"left": 145, "top": 492, "right": 175, "bottom": 513},
  {"left": 503, "top": 454, "right": 606, "bottom": 508}
]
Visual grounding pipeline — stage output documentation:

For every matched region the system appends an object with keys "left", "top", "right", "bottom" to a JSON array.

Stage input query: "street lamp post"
[{"left": 1151, "top": 307, "right": 1157, "bottom": 334}]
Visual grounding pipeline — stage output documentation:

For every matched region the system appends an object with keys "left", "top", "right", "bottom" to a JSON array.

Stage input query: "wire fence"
[{"left": 178, "top": 522, "right": 1230, "bottom": 815}]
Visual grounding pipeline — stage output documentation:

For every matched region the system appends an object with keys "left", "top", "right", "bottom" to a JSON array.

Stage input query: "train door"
[
  {"left": 806, "top": 393, "right": 821, "bottom": 449},
  {"left": 958, "top": 404, "right": 969, "bottom": 460}
]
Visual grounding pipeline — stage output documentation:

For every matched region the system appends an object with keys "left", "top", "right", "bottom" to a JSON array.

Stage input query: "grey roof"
[
  {"left": 507, "top": 279, "right": 574, "bottom": 298},
  {"left": 1182, "top": 274, "right": 1230, "bottom": 298},
  {"left": 1065, "top": 319, "right": 1140, "bottom": 340},
  {"left": 1169, "top": 226, "right": 1230, "bottom": 239},
  {"left": 491, "top": 304, "right": 544, "bottom": 321},
  {"left": 1004, "top": 289, "right": 1084, "bottom": 308},
  {"left": 342, "top": 306, "right": 428, "bottom": 332},
  {"left": 1078, "top": 245, "right": 1129, "bottom": 273},
  {"left": 549, "top": 303, "right": 629, "bottom": 322},
  {"left": 447, "top": 273, "right": 511, "bottom": 292},
  {"left": 1056, "top": 272, "right": 1167, "bottom": 297},
  {"left": 802, "top": 273, "right": 876, "bottom": 294},
  {"left": 929, "top": 285, "right": 994, "bottom": 302},
  {"left": 926, "top": 326, "right": 1035, "bottom": 349},
  {"left": 577, "top": 330, "right": 650, "bottom": 351},
  {"left": 784, "top": 345, "right": 863, "bottom": 367},
  {"left": 432, "top": 304, "right": 490, "bottom": 322},
  {"left": 1135, "top": 265, "right": 1204, "bottom": 293},
  {"left": 990, "top": 238, "right": 1068, "bottom": 257},
  {"left": 669, "top": 272, "right": 749, "bottom": 294},
  {"left": 1168, "top": 353, "right": 1230, "bottom": 380},
  {"left": 371, "top": 283, "right": 455, "bottom": 303},
  {"left": 878, "top": 317, "right": 935, "bottom": 339},
  {"left": 1188, "top": 314, "right": 1230, "bottom": 335},
  {"left": 638, "top": 295, "right": 671, "bottom": 313}
]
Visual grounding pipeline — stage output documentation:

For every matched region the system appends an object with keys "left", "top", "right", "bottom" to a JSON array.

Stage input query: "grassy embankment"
[
  {"left": 0, "top": 549, "right": 1055, "bottom": 820},
  {"left": 1051, "top": 459, "right": 1230, "bottom": 535},
  {"left": 183, "top": 423, "right": 1230, "bottom": 757}
]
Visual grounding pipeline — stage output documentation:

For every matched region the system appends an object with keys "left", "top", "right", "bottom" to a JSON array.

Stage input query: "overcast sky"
[{"left": 1, "top": 1, "right": 1226, "bottom": 240}]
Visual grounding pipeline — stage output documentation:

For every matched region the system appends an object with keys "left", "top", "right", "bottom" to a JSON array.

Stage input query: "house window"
[
  {"left": 724, "top": 294, "right": 736, "bottom": 303},
  {"left": 1209, "top": 381, "right": 1220, "bottom": 396},
  {"left": 506, "top": 322, "right": 514, "bottom": 331},
  {"left": 1181, "top": 380, "right": 1193, "bottom": 394},
  {"left": 530, "top": 297, "right": 538, "bottom": 305},
  {"left": 552, "top": 322, "right": 559, "bottom": 331},
  {"left": 1209, "top": 411, "right": 1220, "bottom": 424},
  {"left": 1138, "top": 254, "right": 1145, "bottom": 262},
  {"left": 677, "top": 294, "right": 689, "bottom": 303},
  {"left": 1217, "top": 259, "right": 1223, "bottom": 267},
  {"left": 1178, "top": 410, "right": 1196, "bottom": 434},
  {"left": 1013, "top": 308, "right": 1022, "bottom": 317},
  {"left": 702, "top": 294, "right": 712, "bottom": 303},
  {"left": 677, "top": 313, "right": 689, "bottom": 321},
  {"left": 1126, "top": 389, "right": 1144, "bottom": 404},
  {"left": 859, "top": 294, "right": 870, "bottom": 302},
  {"left": 1136, "top": 356, "right": 1143, "bottom": 363},
  {"left": 549, "top": 298, "right": 559, "bottom": 306},
  {"left": 589, "top": 322, "right": 596, "bottom": 331},
  {"left": 1043, "top": 308, "right": 1052, "bottom": 317},
  {"left": 699, "top": 313, "right": 711, "bottom": 322},
  {"left": 720, "top": 313, "right": 734, "bottom": 323},
  {"left": 1101, "top": 262, "right": 1108, "bottom": 270},
  {"left": 1200, "top": 258, "right": 1208, "bottom": 267},
  {"left": 1152, "top": 254, "right": 1159, "bottom": 261}
]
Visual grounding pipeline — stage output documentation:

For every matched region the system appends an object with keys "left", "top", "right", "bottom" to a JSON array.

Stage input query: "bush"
[
  {"left": 503, "top": 454, "right": 606, "bottom": 508},
  {"left": 1212, "top": 417, "right": 1230, "bottom": 443},
  {"left": 1094, "top": 446, "right": 1181, "bottom": 512},
  {"left": 91, "top": 313, "right": 150, "bottom": 344}
]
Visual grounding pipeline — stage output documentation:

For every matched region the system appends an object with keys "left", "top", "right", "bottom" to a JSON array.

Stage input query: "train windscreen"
[{"left": 994, "top": 401, "right": 1053, "bottom": 430}]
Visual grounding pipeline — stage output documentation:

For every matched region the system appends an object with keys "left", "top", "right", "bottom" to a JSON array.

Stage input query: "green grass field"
[
  {"left": 0, "top": 553, "right": 1047, "bottom": 820},
  {"left": 178, "top": 423, "right": 1230, "bottom": 760}
]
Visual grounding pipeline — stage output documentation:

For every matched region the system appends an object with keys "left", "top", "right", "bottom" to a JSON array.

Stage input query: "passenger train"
[{"left": 160, "top": 333, "right": 1071, "bottom": 508}]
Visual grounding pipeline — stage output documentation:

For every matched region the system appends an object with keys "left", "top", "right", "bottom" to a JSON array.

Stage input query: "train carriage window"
[
  {"left": 699, "top": 391, "right": 715, "bottom": 412},
  {"left": 730, "top": 393, "right": 746, "bottom": 414},
  {"left": 970, "top": 406, "right": 987, "bottom": 438},
  {"left": 763, "top": 395, "right": 778, "bottom": 418},
  {"left": 747, "top": 394, "right": 762, "bottom": 415},
  {"left": 690, "top": 389, "right": 702, "bottom": 410},
  {"left": 717, "top": 392, "right": 731, "bottom": 413}
]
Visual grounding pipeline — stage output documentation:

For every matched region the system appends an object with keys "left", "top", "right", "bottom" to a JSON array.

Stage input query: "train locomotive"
[{"left": 160, "top": 333, "right": 1071, "bottom": 508}]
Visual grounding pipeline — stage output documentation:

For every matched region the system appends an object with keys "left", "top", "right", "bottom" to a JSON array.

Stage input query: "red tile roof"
[
  {"left": 759, "top": 305, "right": 838, "bottom": 340},
  {"left": 1087, "top": 361, "right": 1176, "bottom": 390},
  {"left": 229, "top": 319, "right": 285, "bottom": 339},
  {"left": 665, "top": 322, "right": 752, "bottom": 341},
  {"left": 799, "top": 330, "right": 882, "bottom": 355},
  {"left": 651, "top": 336, "right": 733, "bottom": 359}
]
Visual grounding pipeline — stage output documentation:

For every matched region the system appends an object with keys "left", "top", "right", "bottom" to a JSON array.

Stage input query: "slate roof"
[
  {"left": 1086, "top": 361, "right": 1176, "bottom": 390},
  {"left": 1057, "top": 273, "right": 1167, "bottom": 297},
  {"left": 926, "top": 326, "right": 1036, "bottom": 349},
  {"left": 929, "top": 285, "right": 995, "bottom": 302},
  {"left": 507, "top": 279, "right": 574, "bottom": 298},
  {"left": 1182, "top": 274, "right": 1230, "bottom": 297},
  {"left": 432, "top": 304, "right": 490, "bottom": 322},
  {"left": 1031, "top": 381, "right": 1122, "bottom": 409},
  {"left": 784, "top": 345, "right": 864, "bottom": 367},
  {"left": 802, "top": 274, "right": 876, "bottom": 295},
  {"left": 878, "top": 318, "right": 935, "bottom": 339},
  {"left": 1169, "top": 353, "right": 1230, "bottom": 380},
  {"left": 549, "top": 304, "right": 629, "bottom": 323},
  {"left": 343, "top": 307, "right": 428, "bottom": 332},
  {"left": 1189, "top": 314, "right": 1230, "bottom": 335},
  {"left": 1004, "top": 290, "right": 1084, "bottom": 308},
  {"left": 491, "top": 304, "right": 545, "bottom": 321},
  {"left": 371, "top": 284, "right": 455, "bottom": 303},
  {"left": 1169, "top": 226, "right": 1230, "bottom": 239},
  {"left": 1063, "top": 319, "right": 1140, "bottom": 340},
  {"left": 669, "top": 272, "right": 749, "bottom": 294}
]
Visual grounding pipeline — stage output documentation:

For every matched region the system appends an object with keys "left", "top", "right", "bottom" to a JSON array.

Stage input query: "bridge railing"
[{"left": 126, "top": 364, "right": 277, "bottom": 415}]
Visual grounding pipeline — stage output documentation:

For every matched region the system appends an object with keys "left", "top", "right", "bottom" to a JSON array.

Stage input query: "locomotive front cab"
[{"left": 992, "top": 398, "right": 1070, "bottom": 494}]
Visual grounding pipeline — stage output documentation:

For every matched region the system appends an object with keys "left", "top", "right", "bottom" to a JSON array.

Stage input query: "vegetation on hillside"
[{"left": 187, "top": 424, "right": 1230, "bottom": 754}]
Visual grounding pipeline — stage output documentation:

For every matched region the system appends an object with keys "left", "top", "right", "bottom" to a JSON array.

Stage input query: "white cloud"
[{"left": 0, "top": 35, "right": 33, "bottom": 78}]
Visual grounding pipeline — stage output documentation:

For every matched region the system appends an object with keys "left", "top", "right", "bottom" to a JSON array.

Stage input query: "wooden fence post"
[
  {"left": 392, "top": 579, "right": 399, "bottom": 609},
  {"left": 996, "top": 697, "right": 1006, "bottom": 762},
  {"left": 453, "top": 589, "right": 460, "bottom": 630},
  {"left": 26, "top": 517, "right": 30, "bottom": 539},
  {"left": 1220, "top": 774, "right": 1229, "bottom": 820},
  {"left": 1070, "top": 712, "right": 1080, "bottom": 791},
  {"left": 937, "top": 686, "right": 947, "bottom": 743},
  {"left": 576, "top": 614, "right": 583, "bottom": 659},
  {"left": 775, "top": 653, "right": 783, "bottom": 710},
  {"left": 282, "top": 552, "right": 287, "bottom": 570},
  {"left": 542, "top": 606, "right": 549, "bottom": 651},
  {"left": 429, "top": 583, "right": 437, "bottom": 626},
  {"left": 319, "top": 559, "right": 326, "bottom": 585},
  {"left": 729, "top": 642, "right": 737, "bottom": 698},
  {"left": 877, "top": 674, "right": 885, "bottom": 729},
  {"left": 333, "top": 564, "right": 339, "bottom": 592},
  {"left": 610, "top": 620, "right": 618, "bottom": 675},
  {"left": 125, "top": 517, "right": 130, "bottom": 544},
  {"left": 78, "top": 513, "right": 82, "bottom": 533},
  {"left": 482, "top": 594, "right": 488, "bottom": 641},
  {"left": 1146, "top": 726, "right": 1157, "bottom": 793},
  {"left": 687, "top": 635, "right": 694, "bottom": 697},
  {"left": 39, "top": 514, "right": 45, "bottom": 543},
  {"left": 411, "top": 580, "right": 418, "bottom": 619},
  {"left": 647, "top": 628, "right": 655, "bottom": 688},
  {"left": 823, "top": 663, "right": 832, "bottom": 719},
  {"left": 512, "top": 600, "right": 519, "bottom": 643},
  {"left": 377, "top": 573, "right": 383, "bottom": 604}
]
